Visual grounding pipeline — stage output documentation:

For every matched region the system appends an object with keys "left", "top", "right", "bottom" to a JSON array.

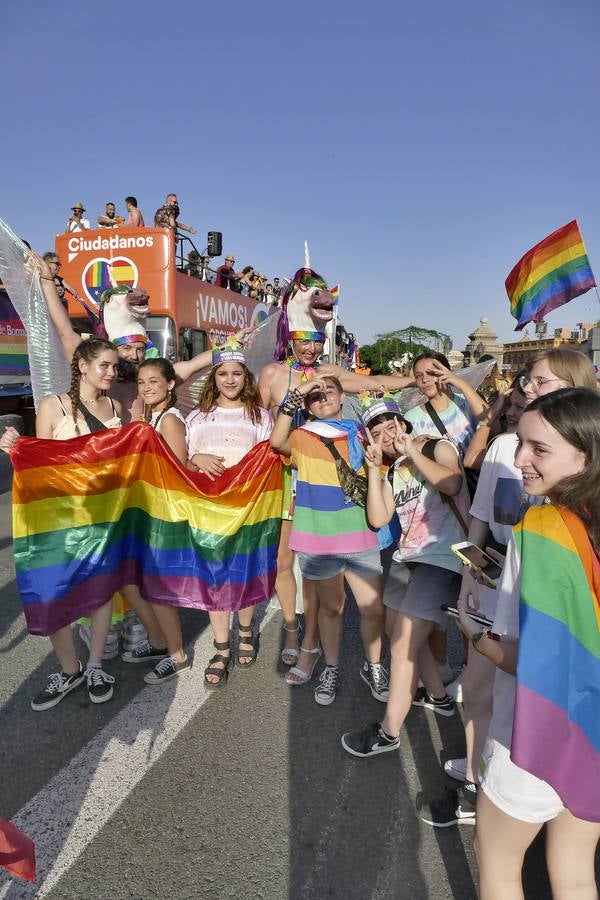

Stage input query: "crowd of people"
[
  {"left": 2, "top": 254, "right": 599, "bottom": 898},
  {"left": 63, "top": 196, "right": 283, "bottom": 303}
]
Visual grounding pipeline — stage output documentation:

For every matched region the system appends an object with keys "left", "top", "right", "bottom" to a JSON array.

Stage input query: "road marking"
[{"left": 0, "top": 603, "right": 278, "bottom": 899}]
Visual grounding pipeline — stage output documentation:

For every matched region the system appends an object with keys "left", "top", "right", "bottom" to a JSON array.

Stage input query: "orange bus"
[{"left": 55, "top": 227, "right": 272, "bottom": 362}]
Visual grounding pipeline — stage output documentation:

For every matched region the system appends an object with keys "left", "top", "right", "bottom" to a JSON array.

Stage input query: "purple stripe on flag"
[
  {"left": 23, "top": 564, "right": 274, "bottom": 636},
  {"left": 511, "top": 684, "right": 600, "bottom": 822}
]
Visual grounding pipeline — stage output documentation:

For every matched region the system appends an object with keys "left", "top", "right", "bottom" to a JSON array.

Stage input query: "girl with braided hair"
[{"left": 1, "top": 338, "right": 122, "bottom": 709}]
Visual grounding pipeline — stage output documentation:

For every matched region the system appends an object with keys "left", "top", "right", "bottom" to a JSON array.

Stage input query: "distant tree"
[{"left": 359, "top": 326, "right": 452, "bottom": 375}]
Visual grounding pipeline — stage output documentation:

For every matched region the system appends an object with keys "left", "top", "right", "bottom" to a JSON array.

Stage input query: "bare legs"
[
  {"left": 286, "top": 578, "right": 321, "bottom": 683},
  {"left": 120, "top": 585, "right": 167, "bottom": 649},
  {"left": 381, "top": 612, "right": 437, "bottom": 736},
  {"left": 151, "top": 604, "right": 185, "bottom": 662},
  {"left": 344, "top": 571, "right": 384, "bottom": 664},
  {"left": 49, "top": 599, "right": 113, "bottom": 671},
  {"left": 462, "top": 642, "right": 496, "bottom": 784},
  {"left": 205, "top": 606, "right": 257, "bottom": 683},
  {"left": 475, "top": 790, "right": 600, "bottom": 900},
  {"left": 275, "top": 520, "right": 300, "bottom": 656},
  {"left": 315, "top": 574, "right": 345, "bottom": 666}
]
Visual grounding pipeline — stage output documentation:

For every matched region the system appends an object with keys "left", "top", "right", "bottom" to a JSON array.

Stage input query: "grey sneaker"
[
  {"left": 314, "top": 665, "right": 340, "bottom": 706},
  {"left": 122, "top": 613, "right": 148, "bottom": 651},
  {"left": 360, "top": 661, "right": 390, "bottom": 702},
  {"left": 144, "top": 655, "right": 191, "bottom": 685},
  {"left": 79, "top": 623, "right": 120, "bottom": 660}
]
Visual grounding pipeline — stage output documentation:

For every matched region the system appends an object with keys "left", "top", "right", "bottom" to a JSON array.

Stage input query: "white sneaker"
[{"left": 444, "top": 757, "right": 467, "bottom": 782}]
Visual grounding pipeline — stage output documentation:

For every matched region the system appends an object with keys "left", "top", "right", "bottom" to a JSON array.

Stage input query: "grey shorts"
[
  {"left": 383, "top": 560, "right": 461, "bottom": 628},
  {"left": 297, "top": 549, "right": 382, "bottom": 581}
]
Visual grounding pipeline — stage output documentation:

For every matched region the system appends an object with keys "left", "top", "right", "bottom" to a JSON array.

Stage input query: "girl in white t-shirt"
[{"left": 186, "top": 343, "right": 272, "bottom": 687}]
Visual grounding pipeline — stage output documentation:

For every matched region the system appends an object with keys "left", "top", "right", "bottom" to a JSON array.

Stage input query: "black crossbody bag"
[{"left": 319, "top": 437, "right": 368, "bottom": 508}]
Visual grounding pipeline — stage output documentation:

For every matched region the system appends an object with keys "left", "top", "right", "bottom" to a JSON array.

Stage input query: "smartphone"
[
  {"left": 441, "top": 604, "right": 494, "bottom": 628},
  {"left": 451, "top": 541, "right": 503, "bottom": 588}
]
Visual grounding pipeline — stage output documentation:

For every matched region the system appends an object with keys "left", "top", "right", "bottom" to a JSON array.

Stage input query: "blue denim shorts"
[{"left": 297, "top": 549, "right": 382, "bottom": 581}]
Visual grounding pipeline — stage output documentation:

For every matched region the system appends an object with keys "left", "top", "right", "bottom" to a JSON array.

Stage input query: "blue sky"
[{"left": 3, "top": 0, "right": 600, "bottom": 351}]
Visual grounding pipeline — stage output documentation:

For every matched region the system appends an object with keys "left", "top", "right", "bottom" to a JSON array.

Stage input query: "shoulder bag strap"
[
  {"left": 77, "top": 401, "right": 109, "bottom": 434},
  {"left": 419, "top": 435, "right": 469, "bottom": 536},
  {"left": 424, "top": 401, "right": 448, "bottom": 438}
]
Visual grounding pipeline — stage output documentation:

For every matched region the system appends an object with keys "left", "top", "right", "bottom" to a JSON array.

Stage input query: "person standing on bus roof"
[
  {"left": 65, "top": 202, "right": 90, "bottom": 233},
  {"left": 125, "top": 196, "right": 145, "bottom": 227},
  {"left": 154, "top": 193, "right": 196, "bottom": 240},
  {"left": 215, "top": 254, "right": 242, "bottom": 291},
  {"left": 98, "top": 202, "right": 124, "bottom": 228}
]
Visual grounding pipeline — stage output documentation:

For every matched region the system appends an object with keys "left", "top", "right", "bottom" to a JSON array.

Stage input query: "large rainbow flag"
[
  {"left": 505, "top": 220, "right": 596, "bottom": 331},
  {"left": 511, "top": 505, "right": 600, "bottom": 822},
  {"left": 12, "top": 423, "right": 283, "bottom": 636}
]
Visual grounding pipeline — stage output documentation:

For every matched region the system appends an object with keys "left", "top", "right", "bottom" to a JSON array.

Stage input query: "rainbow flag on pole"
[
  {"left": 11, "top": 423, "right": 283, "bottom": 636},
  {"left": 511, "top": 505, "right": 600, "bottom": 822},
  {"left": 505, "top": 220, "right": 596, "bottom": 331}
]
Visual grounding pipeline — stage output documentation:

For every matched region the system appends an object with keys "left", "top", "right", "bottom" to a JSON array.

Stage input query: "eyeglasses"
[
  {"left": 519, "top": 375, "right": 566, "bottom": 391},
  {"left": 298, "top": 340, "right": 324, "bottom": 349}
]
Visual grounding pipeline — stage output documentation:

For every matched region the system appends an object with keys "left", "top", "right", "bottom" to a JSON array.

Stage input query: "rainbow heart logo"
[{"left": 82, "top": 257, "right": 138, "bottom": 305}]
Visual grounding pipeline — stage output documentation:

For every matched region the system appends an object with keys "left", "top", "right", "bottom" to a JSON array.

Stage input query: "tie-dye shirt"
[
  {"left": 289, "top": 421, "right": 378, "bottom": 555},
  {"left": 390, "top": 438, "right": 469, "bottom": 572},
  {"left": 403, "top": 392, "right": 477, "bottom": 456}
]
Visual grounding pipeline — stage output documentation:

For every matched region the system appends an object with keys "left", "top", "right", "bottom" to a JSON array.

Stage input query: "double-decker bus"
[{"left": 56, "top": 227, "right": 271, "bottom": 362}]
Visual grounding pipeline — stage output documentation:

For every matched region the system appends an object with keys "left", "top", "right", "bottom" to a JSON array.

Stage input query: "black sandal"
[
  {"left": 204, "top": 639, "right": 232, "bottom": 688},
  {"left": 237, "top": 622, "right": 257, "bottom": 668}
]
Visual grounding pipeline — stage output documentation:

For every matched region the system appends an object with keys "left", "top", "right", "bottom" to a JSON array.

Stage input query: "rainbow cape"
[
  {"left": 12, "top": 423, "right": 283, "bottom": 635},
  {"left": 505, "top": 220, "right": 596, "bottom": 331},
  {"left": 511, "top": 505, "right": 600, "bottom": 821}
]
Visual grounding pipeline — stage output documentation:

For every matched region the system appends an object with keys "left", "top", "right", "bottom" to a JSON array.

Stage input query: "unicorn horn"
[{"left": 304, "top": 240, "right": 311, "bottom": 270}]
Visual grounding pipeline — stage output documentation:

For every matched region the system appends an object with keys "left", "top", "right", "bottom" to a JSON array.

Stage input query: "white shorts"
[{"left": 480, "top": 738, "right": 564, "bottom": 824}]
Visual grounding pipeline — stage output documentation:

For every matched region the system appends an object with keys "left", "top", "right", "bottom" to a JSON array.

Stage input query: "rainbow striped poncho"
[
  {"left": 11, "top": 423, "right": 283, "bottom": 635},
  {"left": 511, "top": 504, "right": 600, "bottom": 822}
]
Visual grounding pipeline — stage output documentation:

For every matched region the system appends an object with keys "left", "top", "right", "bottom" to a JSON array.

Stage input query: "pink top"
[{"left": 186, "top": 405, "right": 272, "bottom": 468}]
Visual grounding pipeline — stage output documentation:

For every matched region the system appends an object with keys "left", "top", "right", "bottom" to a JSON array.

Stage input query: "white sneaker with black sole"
[
  {"left": 30, "top": 662, "right": 85, "bottom": 711},
  {"left": 341, "top": 722, "right": 401, "bottom": 758},
  {"left": 360, "top": 661, "right": 390, "bottom": 702},
  {"left": 85, "top": 667, "right": 115, "bottom": 704},
  {"left": 444, "top": 756, "right": 467, "bottom": 782},
  {"left": 412, "top": 686, "right": 455, "bottom": 717},
  {"left": 314, "top": 665, "right": 340, "bottom": 706}
]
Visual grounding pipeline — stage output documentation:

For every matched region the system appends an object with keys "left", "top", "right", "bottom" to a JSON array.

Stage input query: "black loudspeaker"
[{"left": 207, "top": 231, "right": 222, "bottom": 257}]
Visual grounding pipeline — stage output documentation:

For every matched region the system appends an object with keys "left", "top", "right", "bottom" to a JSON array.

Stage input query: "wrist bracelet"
[
  {"left": 472, "top": 629, "right": 501, "bottom": 650},
  {"left": 40, "top": 275, "right": 54, "bottom": 281},
  {"left": 279, "top": 388, "right": 304, "bottom": 417}
]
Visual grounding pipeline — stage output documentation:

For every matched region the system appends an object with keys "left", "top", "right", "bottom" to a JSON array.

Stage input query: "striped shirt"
[{"left": 289, "top": 422, "right": 378, "bottom": 555}]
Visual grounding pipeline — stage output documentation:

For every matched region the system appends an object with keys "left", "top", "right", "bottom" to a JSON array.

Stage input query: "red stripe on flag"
[{"left": 0, "top": 818, "right": 36, "bottom": 882}]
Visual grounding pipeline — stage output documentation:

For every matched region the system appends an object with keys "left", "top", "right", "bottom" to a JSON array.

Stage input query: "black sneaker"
[
  {"left": 86, "top": 667, "right": 115, "bottom": 704},
  {"left": 144, "top": 655, "right": 191, "bottom": 684},
  {"left": 412, "top": 686, "right": 455, "bottom": 717},
  {"left": 121, "top": 639, "right": 168, "bottom": 664},
  {"left": 30, "top": 662, "right": 85, "bottom": 711},
  {"left": 341, "top": 722, "right": 401, "bottom": 758},
  {"left": 314, "top": 665, "right": 340, "bottom": 706},
  {"left": 419, "top": 784, "right": 477, "bottom": 827},
  {"left": 360, "top": 660, "right": 390, "bottom": 702}
]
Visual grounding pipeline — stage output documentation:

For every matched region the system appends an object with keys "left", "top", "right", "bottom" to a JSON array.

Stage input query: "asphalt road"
[{"left": 0, "top": 461, "right": 582, "bottom": 900}]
